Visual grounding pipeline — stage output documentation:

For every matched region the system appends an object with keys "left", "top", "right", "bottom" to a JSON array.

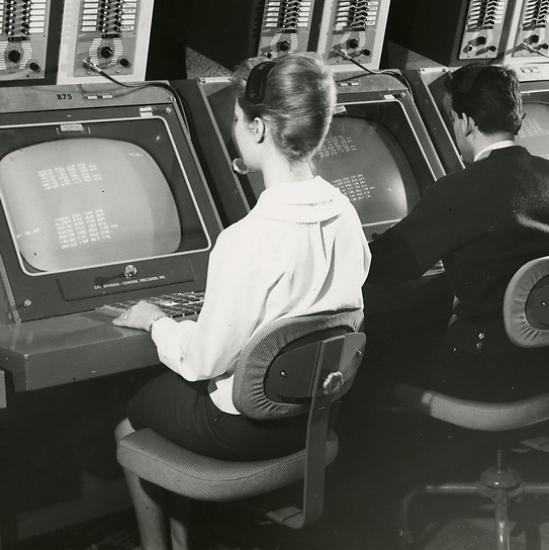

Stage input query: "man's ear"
[
  {"left": 463, "top": 114, "right": 477, "bottom": 137},
  {"left": 252, "top": 117, "right": 266, "bottom": 143},
  {"left": 453, "top": 112, "right": 466, "bottom": 135}
]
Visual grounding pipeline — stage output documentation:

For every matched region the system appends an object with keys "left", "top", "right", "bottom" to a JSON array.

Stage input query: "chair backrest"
[
  {"left": 233, "top": 309, "right": 365, "bottom": 420},
  {"left": 233, "top": 309, "right": 366, "bottom": 529},
  {"left": 503, "top": 256, "right": 549, "bottom": 348}
]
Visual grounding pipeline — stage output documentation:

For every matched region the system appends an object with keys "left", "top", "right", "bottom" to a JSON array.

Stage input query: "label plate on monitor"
[{"left": 57, "top": 260, "right": 196, "bottom": 300}]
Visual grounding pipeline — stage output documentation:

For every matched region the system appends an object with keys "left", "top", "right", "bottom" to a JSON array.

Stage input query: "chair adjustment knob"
[{"left": 322, "top": 371, "right": 344, "bottom": 395}]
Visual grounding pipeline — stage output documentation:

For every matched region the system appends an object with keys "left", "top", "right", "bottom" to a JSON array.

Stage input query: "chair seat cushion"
[
  {"left": 117, "top": 428, "right": 339, "bottom": 502},
  {"left": 396, "top": 384, "right": 549, "bottom": 431}
]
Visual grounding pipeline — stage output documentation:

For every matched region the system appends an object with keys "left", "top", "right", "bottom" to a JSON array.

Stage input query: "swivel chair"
[
  {"left": 116, "top": 310, "right": 366, "bottom": 550},
  {"left": 396, "top": 256, "right": 549, "bottom": 550}
]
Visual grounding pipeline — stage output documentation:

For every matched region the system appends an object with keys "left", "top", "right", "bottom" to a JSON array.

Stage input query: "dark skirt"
[{"left": 128, "top": 370, "right": 307, "bottom": 461}]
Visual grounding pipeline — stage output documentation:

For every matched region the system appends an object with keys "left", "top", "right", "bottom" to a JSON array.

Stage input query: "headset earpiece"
[{"left": 245, "top": 61, "right": 275, "bottom": 104}]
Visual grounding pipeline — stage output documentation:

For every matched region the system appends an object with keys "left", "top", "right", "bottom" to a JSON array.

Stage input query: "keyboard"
[{"left": 95, "top": 291, "right": 205, "bottom": 319}]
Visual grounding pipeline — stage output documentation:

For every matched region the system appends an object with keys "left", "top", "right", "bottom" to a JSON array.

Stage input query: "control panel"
[
  {"left": 0, "top": 0, "right": 53, "bottom": 81},
  {"left": 507, "top": 0, "right": 549, "bottom": 60},
  {"left": 57, "top": 0, "right": 155, "bottom": 84},
  {"left": 458, "top": 0, "right": 513, "bottom": 60},
  {"left": 257, "top": 0, "right": 319, "bottom": 59},
  {"left": 316, "top": 0, "right": 392, "bottom": 70}
]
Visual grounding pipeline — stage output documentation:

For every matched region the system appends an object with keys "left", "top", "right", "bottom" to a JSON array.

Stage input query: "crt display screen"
[
  {"left": 0, "top": 116, "right": 211, "bottom": 276},
  {"left": 517, "top": 101, "right": 549, "bottom": 160},
  {"left": 0, "top": 138, "right": 181, "bottom": 274},
  {"left": 207, "top": 88, "right": 431, "bottom": 241},
  {"left": 313, "top": 115, "right": 418, "bottom": 241}
]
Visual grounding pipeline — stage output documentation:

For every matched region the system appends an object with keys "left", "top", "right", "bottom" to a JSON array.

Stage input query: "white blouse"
[{"left": 151, "top": 176, "right": 370, "bottom": 414}]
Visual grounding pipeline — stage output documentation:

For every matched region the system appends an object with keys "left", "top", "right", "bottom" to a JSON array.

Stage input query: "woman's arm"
[{"left": 150, "top": 227, "right": 277, "bottom": 381}]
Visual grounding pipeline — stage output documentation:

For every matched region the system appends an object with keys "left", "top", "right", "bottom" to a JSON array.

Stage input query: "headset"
[{"left": 245, "top": 61, "right": 275, "bottom": 104}]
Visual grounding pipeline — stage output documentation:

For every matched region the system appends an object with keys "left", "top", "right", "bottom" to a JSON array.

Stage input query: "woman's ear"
[{"left": 253, "top": 117, "right": 266, "bottom": 143}]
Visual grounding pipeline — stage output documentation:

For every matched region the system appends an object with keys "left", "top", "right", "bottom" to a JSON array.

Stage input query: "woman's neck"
[{"left": 261, "top": 151, "right": 314, "bottom": 189}]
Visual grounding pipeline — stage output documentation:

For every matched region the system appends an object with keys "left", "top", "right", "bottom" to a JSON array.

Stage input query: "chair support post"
[
  {"left": 272, "top": 338, "right": 345, "bottom": 529},
  {"left": 299, "top": 394, "right": 332, "bottom": 528},
  {"left": 494, "top": 491, "right": 511, "bottom": 550},
  {"left": 302, "top": 339, "right": 347, "bottom": 527},
  {"left": 297, "top": 342, "right": 335, "bottom": 526}
]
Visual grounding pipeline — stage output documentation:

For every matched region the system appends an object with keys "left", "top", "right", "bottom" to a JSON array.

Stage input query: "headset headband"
[{"left": 245, "top": 61, "right": 275, "bottom": 104}]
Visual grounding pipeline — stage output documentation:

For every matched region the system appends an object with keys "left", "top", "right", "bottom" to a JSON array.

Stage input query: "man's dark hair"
[{"left": 445, "top": 64, "right": 523, "bottom": 135}]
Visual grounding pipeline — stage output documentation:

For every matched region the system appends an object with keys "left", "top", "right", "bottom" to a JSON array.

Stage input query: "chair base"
[{"left": 399, "top": 466, "right": 549, "bottom": 550}]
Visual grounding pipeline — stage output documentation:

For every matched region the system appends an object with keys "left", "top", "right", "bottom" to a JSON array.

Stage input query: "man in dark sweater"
[{"left": 366, "top": 64, "right": 549, "bottom": 401}]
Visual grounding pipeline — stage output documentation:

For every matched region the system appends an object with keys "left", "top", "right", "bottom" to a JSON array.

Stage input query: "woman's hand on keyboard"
[{"left": 112, "top": 300, "right": 167, "bottom": 331}]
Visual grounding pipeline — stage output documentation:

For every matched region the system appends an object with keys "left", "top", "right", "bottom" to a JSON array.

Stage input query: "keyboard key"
[{"left": 95, "top": 291, "right": 205, "bottom": 319}]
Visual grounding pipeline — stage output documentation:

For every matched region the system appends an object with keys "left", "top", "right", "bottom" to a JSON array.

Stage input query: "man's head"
[{"left": 444, "top": 64, "right": 523, "bottom": 162}]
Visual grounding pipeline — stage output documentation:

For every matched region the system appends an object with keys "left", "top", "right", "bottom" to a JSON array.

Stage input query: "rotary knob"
[
  {"left": 348, "top": 38, "right": 360, "bottom": 49},
  {"left": 7, "top": 49, "right": 20, "bottom": 63},
  {"left": 279, "top": 40, "right": 291, "bottom": 52},
  {"left": 100, "top": 46, "right": 113, "bottom": 59}
]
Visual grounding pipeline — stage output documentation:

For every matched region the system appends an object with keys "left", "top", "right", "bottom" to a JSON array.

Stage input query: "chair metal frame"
[
  {"left": 396, "top": 256, "right": 549, "bottom": 550},
  {"left": 396, "top": 385, "right": 549, "bottom": 550},
  {"left": 264, "top": 331, "right": 365, "bottom": 528}
]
